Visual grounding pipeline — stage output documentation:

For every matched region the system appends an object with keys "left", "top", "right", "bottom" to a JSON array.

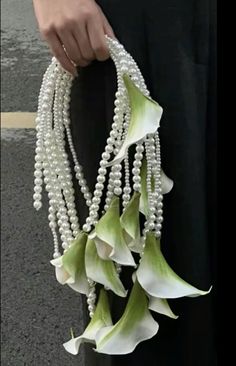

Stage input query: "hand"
[{"left": 33, "top": 0, "right": 115, "bottom": 76}]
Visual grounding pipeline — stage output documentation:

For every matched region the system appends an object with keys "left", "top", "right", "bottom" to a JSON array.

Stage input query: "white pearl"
[
  {"left": 123, "top": 186, "right": 131, "bottom": 194},
  {"left": 133, "top": 183, "right": 141, "bottom": 191},
  {"left": 114, "top": 187, "right": 122, "bottom": 195},
  {"left": 97, "top": 175, "right": 105, "bottom": 183},
  {"left": 133, "top": 176, "right": 141, "bottom": 183},
  {"left": 33, "top": 201, "right": 42, "bottom": 210},
  {"left": 33, "top": 193, "right": 42, "bottom": 201},
  {"left": 114, "top": 179, "right": 121, "bottom": 187}
]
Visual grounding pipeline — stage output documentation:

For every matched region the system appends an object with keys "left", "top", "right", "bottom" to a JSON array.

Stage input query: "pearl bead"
[
  {"left": 133, "top": 183, "right": 141, "bottom": 191},
  {"left": 134, "top": 153, "right": 143, "bottom": 160},
  {"left": 114, "top": 187, "right": 122, "bottom": 195},
  {"left": 133, "top": 176, "right": 141, "bottom": 183},
  {"left": 33, "top": 193, "right": 42, "bottom": 201},
  {"left": 102, "top": 152, "right": 110, "bottom": 160},
  {"left": 33, "top": 201, "right": 42, "bottom": 210},
  {"left": 98, "top": 167, "right": 106, "bottom": 175},
  {"left": 114, "top": 179, "right": 121, "bottom": 187}
]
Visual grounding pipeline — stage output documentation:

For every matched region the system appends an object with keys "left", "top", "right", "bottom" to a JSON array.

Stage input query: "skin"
[{"left": 32, "top": 0, "right": 115, "bottom": 76}]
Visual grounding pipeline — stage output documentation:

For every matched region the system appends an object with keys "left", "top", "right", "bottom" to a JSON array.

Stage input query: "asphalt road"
[
  {"left": 1, "top": 0, "right": 50, "bottom": 112},
  {"left": 1, "top": 129, "right": 85, "bottom": 366},
  {"left": 1, "top": 1, "right": 92, "bottom": 365}
]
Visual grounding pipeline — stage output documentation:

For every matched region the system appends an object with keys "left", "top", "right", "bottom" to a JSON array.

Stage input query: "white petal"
[
  {"left": 85, "top": 238, "right": 127, "bottom": 297},
  {"left": 104, "top": 75, "right": 163, "bottom": 167},
  {"left": 50, "top": 256, "right": 63, "bottom": 268},
  {"left": 148, "top": 297, "right": 178, "bottom": 319},
  {"left": 137, "top": 232, "right": 212, "bottom": 298},
  {"left": 54, "top": 266, "right": 71, "bottom": 285},
  {"left": 63, "top": 289, "right": 112, "bottom": 355},
  {"left": 161, "top": 170, "right": 174, "bottom": 194},
  {"left": 95, "top": 281, "right": 159, "bottom": 355},
  {"left": 63, "top": 336, "right": 90, "bottom": 355},
  {"left": 91, "top": 196, "right": 136, "bottom": 266}
]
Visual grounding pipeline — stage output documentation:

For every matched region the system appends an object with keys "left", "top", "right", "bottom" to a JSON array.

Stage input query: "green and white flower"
[
  {"left": 137, "top": 232, "right": 212, "bottom": 299},
  {"left": 120, "top": 191, "right": 142, "bottom": 253},
  {"left": 50, "top": 231, "right": 89, "bottom": 295},
  {"left": 63, "top": 289, "right": 112, "bottom": 355},
  {"left": 95, "top": 280, "right": 159, "bottom": 355},
  {"left": 104, "top": 75, "right": 163, "bottom": 168},
  {"left": 148, "top": 296, "right": 178, "bottom": 319},
  {"left": 140, "top": 157, "right": 173, "bottom": 217},
  {"left": 88, "top": 195, "right": 136, "bottom": 266},
  {"left": 85, "top": 237, "right": 127, "bottom": 297}
]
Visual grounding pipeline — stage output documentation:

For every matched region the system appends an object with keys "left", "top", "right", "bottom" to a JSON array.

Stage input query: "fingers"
[
  {"left": 59, "top": 31, "right": 90, "bottom": 67},
  {"left": 73, "top": 24, "right": 95, "bottom": 62},
  {"left": 87, "top": 15, "right": 110, "bottom": 61},
  {"left": 100, "top": 10, "right": 116, "bottom": 39},
  {"left": 46, "top": 32, "right": 78, "bottom": 76},
  {"left": 37, "top": 1, "right": 116, "bottom": 72}
]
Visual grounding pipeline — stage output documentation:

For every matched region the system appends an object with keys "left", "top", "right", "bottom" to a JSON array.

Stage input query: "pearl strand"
[
  {"left": 87, "top": 278, "right": 97, "bottom": 318},
  {"left": 34, "top": 37, "right": 166, "bottom": 318},
  {"left": 153, "top": 132, "right": 163, "bottom": 238}
]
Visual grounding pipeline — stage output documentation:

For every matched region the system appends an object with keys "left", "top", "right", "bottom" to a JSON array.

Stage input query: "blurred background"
[{"left": 1, "top": 1, "right": 87, "bottom": 365}]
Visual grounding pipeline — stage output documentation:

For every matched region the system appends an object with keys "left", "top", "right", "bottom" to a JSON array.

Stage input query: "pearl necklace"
[{"left": 33, "top": 36, "right": 163, "bottom": 317}]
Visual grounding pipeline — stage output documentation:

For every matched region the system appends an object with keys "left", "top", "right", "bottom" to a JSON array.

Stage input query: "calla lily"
[
  {"left": 63, "top": 289, "right": 112, "bottom": 355},
  {"left": 120, "top": 191, "right": 142, "bottom": 253},
  {"left": 140, "top": 157, "right": 173, "bottom": 217},
  {"left": 132, "top": 270, "right": 178, "bottom": 319},
  {"left": 88, "top": 195, "right": 136, "bottom": 266},
  {"left": 104, "top": 74, "right": 163, "bottom": 168},
  {"left": 85, "top": 237, "right": 127, "bottom": 297},
  {"left": 161, "top": 170, "right": 174, "bottom": 194},
  {"left": 95, "top": 280, "right": 159, "bottom": 355},
  {"left": 137, "top": 232, "right": 212, "bottom": 299},
  {"left": 148, "top": 296, "right": 178, "bottom": 319},
  {"left": 50, "top": 231, "right": 89, "bottom": 295}
]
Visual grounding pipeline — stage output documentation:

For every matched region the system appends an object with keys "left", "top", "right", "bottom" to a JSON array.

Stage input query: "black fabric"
[{"left": 69, "top": 1, "right": 217, "bottom": 365}]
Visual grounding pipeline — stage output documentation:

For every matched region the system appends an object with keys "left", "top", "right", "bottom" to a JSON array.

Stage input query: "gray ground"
[
  {"left": 1, "top": 0, "right": 50, "bottom": 112},
  {"left": 1, "top": 129, "right": 85, "bottom": 366},
  {"left": 1, "top": 1, "right": 92, "bottom": 365}
]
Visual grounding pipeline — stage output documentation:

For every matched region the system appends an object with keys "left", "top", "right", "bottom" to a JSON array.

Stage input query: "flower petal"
[
  {"left": 88, "top": 196, "right": 136, "bottom": 266},
  {"left": 85, "top": 237, "right": 127, "bottom": 297},
  {"left": 148, "top": 296, "right": 178, "bottom": 319},
  {"left": 62, "top": 231, "right": 90, "bottom": 295},
  {"left": 120, "top": 191, "right": 142, "bottom": 253},
  {"left": 161, "top": 170, "right": 174, "bottom": 194},
  {"left": 95, "top": 280, "right": 159, "bottom": 355},
  {"left": 137, "top": 232, "right": 212, "bottom": 298},
  {"left": 139, "top": 157, "right": 154, "bottom": 217},
  {"left": 63, "top": 289, "right": 112, "bottom": 355},
  {"left": 140, "top": 158, "right": 173, "bottom": 217},
  {"left": 88, "top": 232, "right": 112, "bottom": 260},
  {"left": 50, "top": 256, "right": 73, "bottom": 285},
  {"left": 104, "top": 75, "right": 163, "bottom": 167}
]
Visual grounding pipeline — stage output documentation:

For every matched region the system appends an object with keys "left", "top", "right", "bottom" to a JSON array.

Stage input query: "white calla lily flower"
[
  {"left": 137, "top": 232, "right": 212, "bottom": 299},
  {"left": 85, "top": 237, "right": 127, "bottom": 297},
  {"left": 88, "top": 196, "right": 136, "bottom": 266},
  {"left": 50, "top": 231, "right": 89, "bottom": 295},
  {"left": 104, "top": 74, "right": 163, "bottom": 168},
  {"left": 95, "top": 280, "right": 159, "bottom": 355},
  {"left": 148, "top": 296, "right": 178, "bottom": 319},
  {"left": 140, "top": 157, "right": 173, "bottom": 217},
  {"left": 63, "top": 289, "right": 112, "bottom": 355},
  {"left": 120, "top": 191, "right": 142, "bottom": 253}
]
